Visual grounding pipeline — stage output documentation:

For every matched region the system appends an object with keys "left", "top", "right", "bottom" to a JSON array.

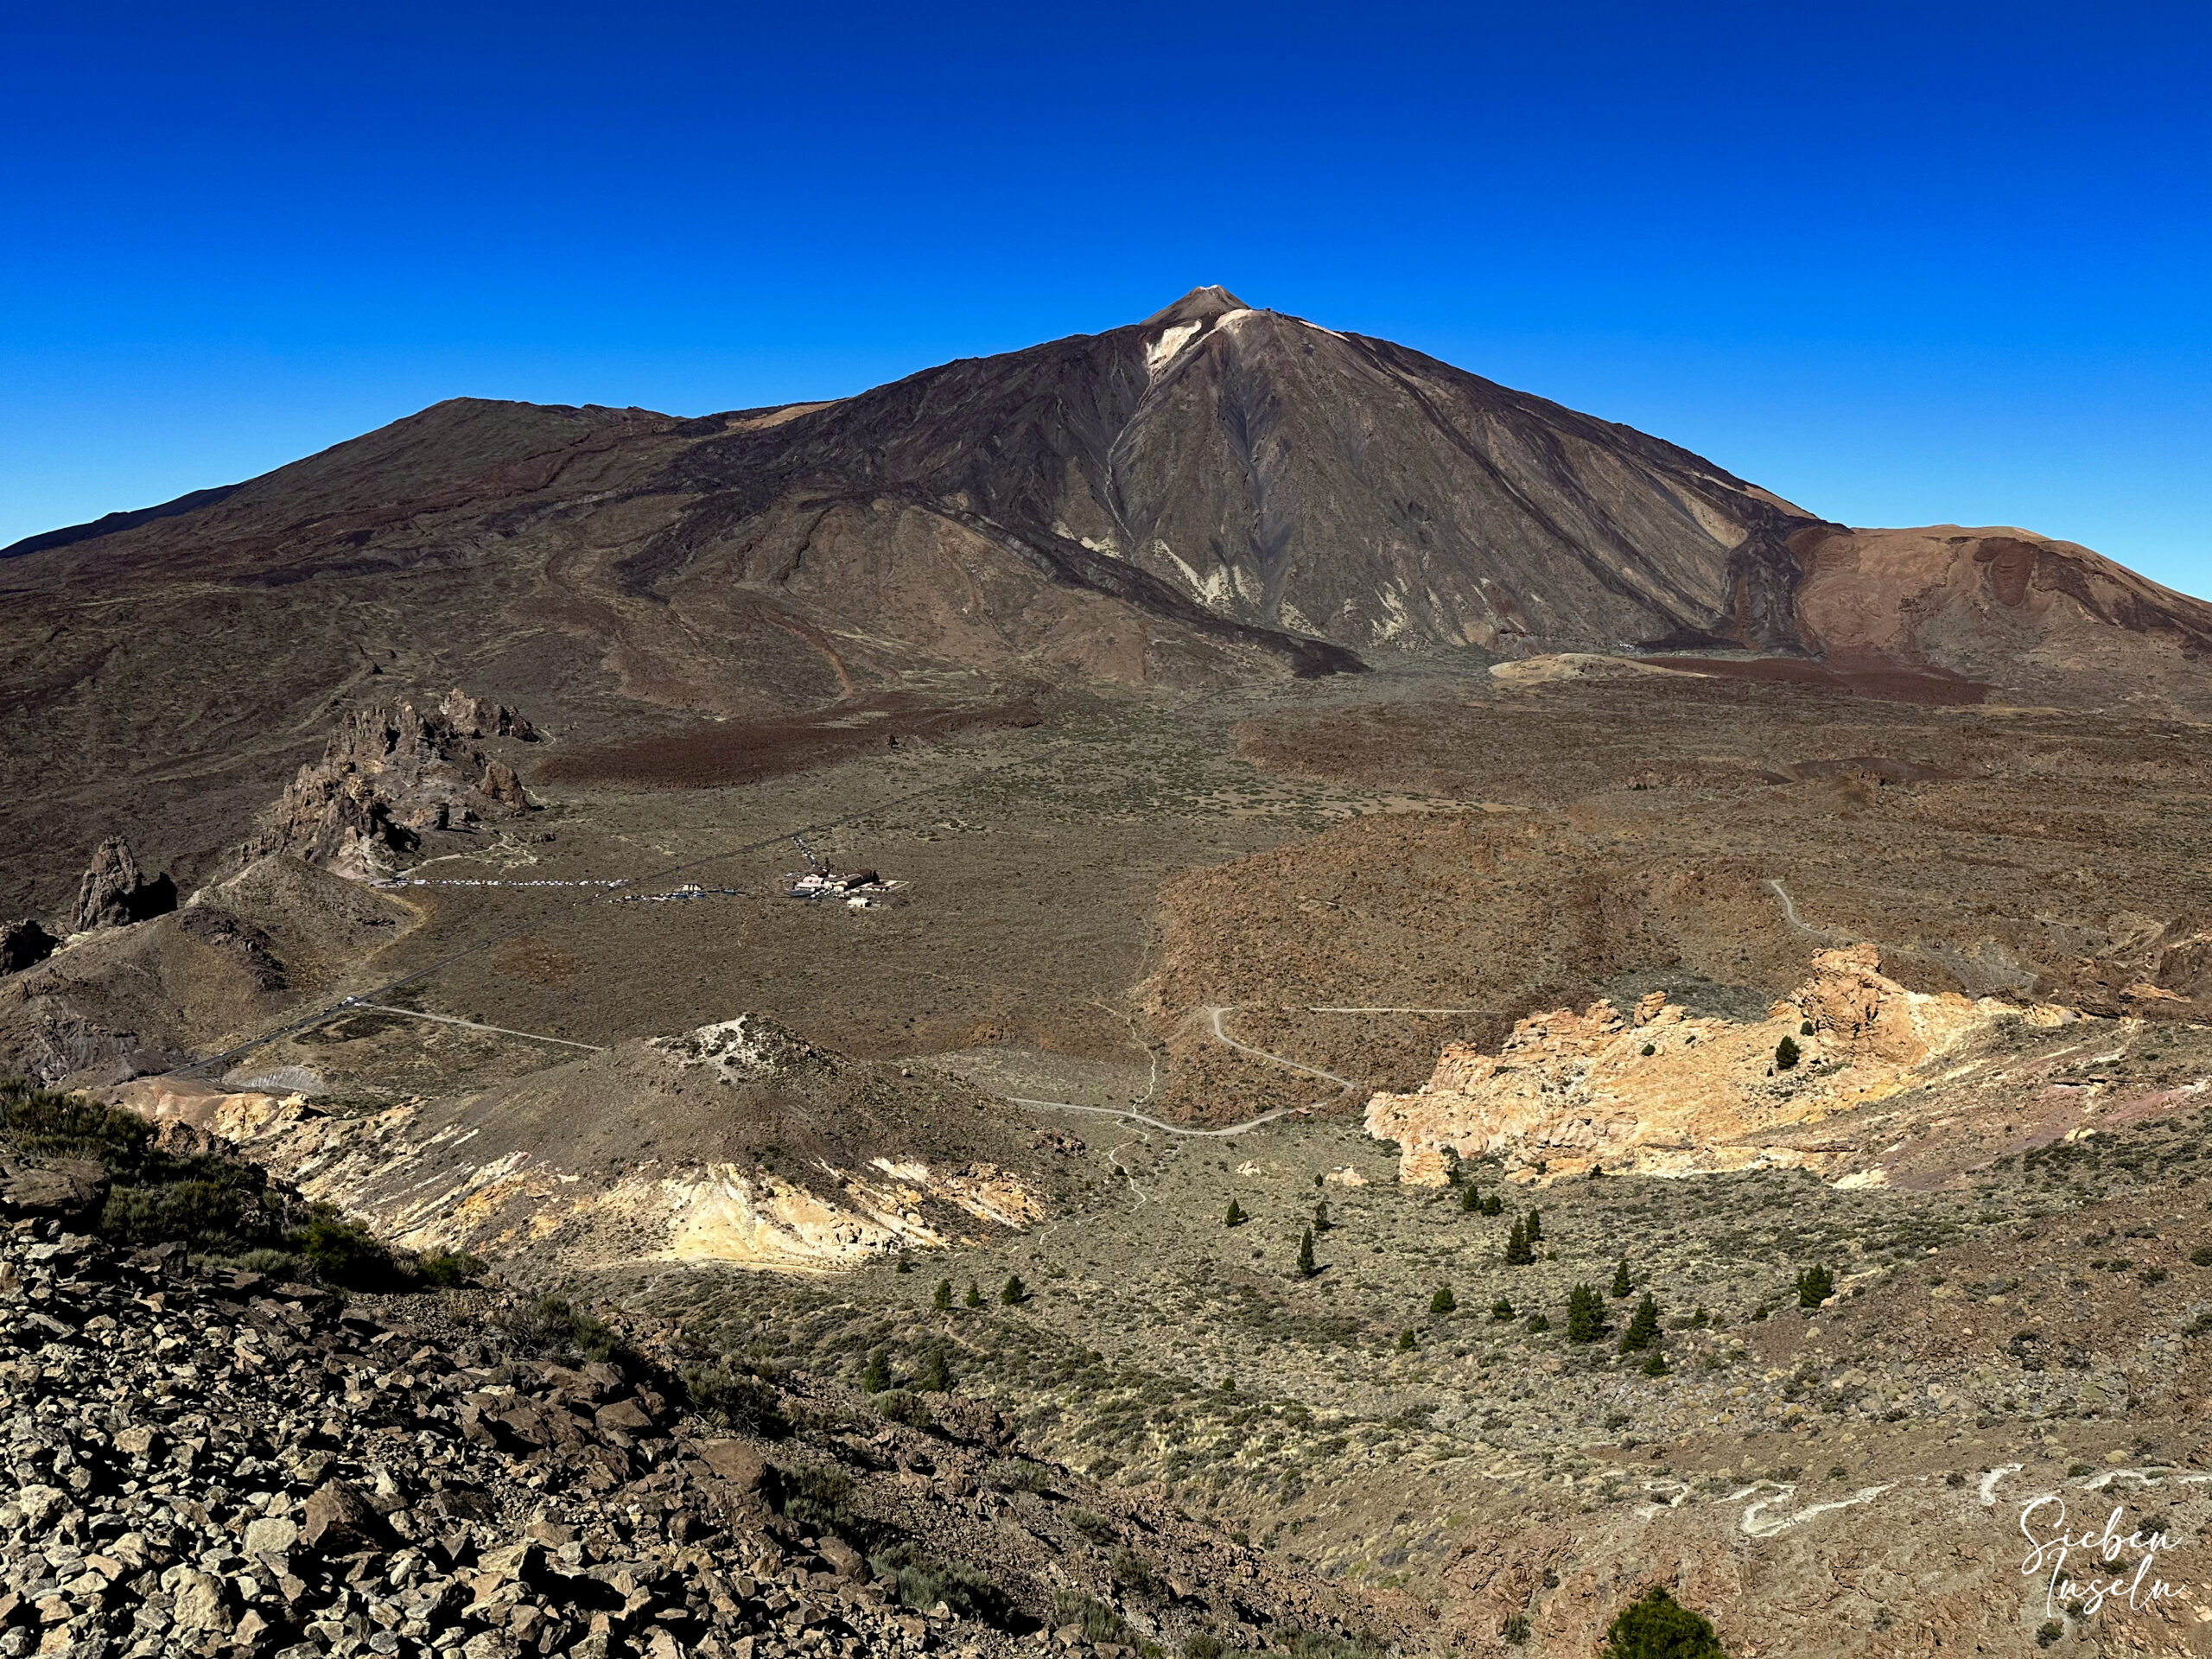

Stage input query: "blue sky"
[{"left": 5, "top": 3, "right": 2207, "bottom": 594}]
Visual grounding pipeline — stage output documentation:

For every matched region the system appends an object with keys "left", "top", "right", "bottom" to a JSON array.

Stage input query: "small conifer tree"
[
  {"left": 1313, "top": 1200, "right": 1331, "bottom": 1232},
  {"left": 1504, "top": 1217, "right": 1535, "bottom": 1266},
  {"left": 932, "top": 1278, "right": 953, "bottom": 1312},
  {"left": 1396, "top": 1328, "right": 1415, "bottom": 1351},
  {"left": 1526, "top": 1312, "right": 1551, "bottom": 1333},
  {"left": 1641, "top": 1347, "right": 1669, "bottom": 1377},
  {"left": 1296, "top": 1227, "right": 1317, "bottom": 1278},
  {"left": 1774, "top": 1035, "right": 1801, "bottom": 1070},
  {"left": 1796, "top": 1263, "right": 1834, "bottom": 1306},
  {"left": 1526, "top": 1208, "right": 1544, "bottom": 1243},
  {"left": 895, "top": 1255, "right": 912, "bottom": 1274},
  {"left": 861, "top": 1347, "right": 892, "bottom": 1393},
  {"left": 1430, "top": 1286, "right": 1457, "bottom": 1316},
  {"left": 1567, "top": 1283, "right": 1604, "bottom": 1343},
  {"left": 1611, "top": 1258, "right": 1632, "bottom": 1298},
  {"left": 1482, "top": 1192, "right": 1504, "bottom": 1217},
  {"left": 918, "top": 1346, "right": 952, "bottom": 1392},
  {"left": 1490, "top": 1296, "right": 1515, "bottom": 1322},
  {"left": 1461, "top": 1183, "right": 1480, "bottom": 1212},
  {"left": 964, "top": 1280, "right": 984, "bottom": 1308},
  {"left": 1224, "top": 1198, "right": 1247, "bottom": 1228},
  {"left": 1620, "top": 1292, "right": 1661, "bottom": 1352},
  {"left": 1800, "top": 1020, "right": 1815, "bottom": 1037},
  {"left": 1001, "top": 1274, "right": 1026, "bottom": 1305}
]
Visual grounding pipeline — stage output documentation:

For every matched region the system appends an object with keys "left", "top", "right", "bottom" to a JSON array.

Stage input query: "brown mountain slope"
[{"left": 4, "top": 289, "right": 2209, "bottom": 915}]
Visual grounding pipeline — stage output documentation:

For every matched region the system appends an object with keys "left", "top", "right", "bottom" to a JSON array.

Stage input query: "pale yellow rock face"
[{"left": 1363, "top": 945, "right": 2076, "bottom": 1185}]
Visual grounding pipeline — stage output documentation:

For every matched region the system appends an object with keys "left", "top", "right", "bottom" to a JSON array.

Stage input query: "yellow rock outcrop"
[{"left": 1364, "top": 945, "right": 2077, "bottom": 1185}]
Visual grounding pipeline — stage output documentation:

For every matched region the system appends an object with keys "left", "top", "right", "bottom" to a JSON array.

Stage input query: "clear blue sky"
[{"left": 5, "top": 3, "right": 2207, "bottom": 594}]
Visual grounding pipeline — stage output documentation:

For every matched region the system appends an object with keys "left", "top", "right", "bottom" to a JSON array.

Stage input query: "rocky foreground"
[{"left": 0, "top": 1215, "right": 1378, "bottom": 1659}]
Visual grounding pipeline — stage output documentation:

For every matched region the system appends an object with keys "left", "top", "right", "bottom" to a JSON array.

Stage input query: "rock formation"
[
  {"left": 0, "top": 918, "right": 56, "bottom": 975},
  {"left": 1364, "top": 944, "right": 2081, "bottom": 1185},
  {"left": 66, "top": 836, "right": 175, "bottom": 933},
  {"left": 247, "top": 693, "right": 535, "bottom": 879}
]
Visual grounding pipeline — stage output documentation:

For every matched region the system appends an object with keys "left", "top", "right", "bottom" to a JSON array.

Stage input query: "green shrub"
[
  {"left": 416, "top": 1249, "right": 480, "bottom": 1287},
  {"left": 1774, "top": 1036, "right": 1801, "bottom": 1071},
  {"left": 861, "top": 1347, "right": 893, "bottom": 1393},
  {"left": 291, "top": 1203, "right": 408, "bottom": 1290},
  {"left": 1111, "top": 1547, "right": 1159, "bottom": 1594},
  {"left": 1796, "top": 1264, "right": 1834, "bottom": 1307},
  {"left": 1460, "top": 1184, "right": 1480, "bottom": 1211},
  {"left": 1525, "top": 1313, "right": 1551, "bottom": 1333},
  {"left": 501, "top": 1294, "right": 621, "bottom": 1363},
  {"left": 1430, "top": 1286, "right": 1457, "bottom": 1315},
  {"left": 1490, "top": 1297, "right": 1515, "bottom": 1322},
  {"left": 1396, "top": 1329, "right": 1415, "bottom": 1351},
  {"left": 783, "top": 1466, "right": 868, "bottom": 1542},
  {"left": 1225, "top": 1199, "right": 1247, "bottom": 1228},
  {"left": 874, "top": 1389, "right": 930, "bottom": 1428},
  {"left": 1184, "top": 1636, "right": 1229, "bottom": 1659},
  {"left": 1068, "top": 1507, "right": 1115, "bottom": 1543},
  {"left": 1800, "top": 1020, "right": 1815, "bottom": 1037},
  {"left": 1599, "top": 1586, "right": 1725, "bottom": 1656},
  {"left": 1001, "top": 1274, "right": 1027, "bottom": 1305},
  {"left": 873, "top": 1542, "right": 1010, "bottom": 1623},
  {"left": 1050, "top": 1590, "right": 1126, "bottom": 1643}
]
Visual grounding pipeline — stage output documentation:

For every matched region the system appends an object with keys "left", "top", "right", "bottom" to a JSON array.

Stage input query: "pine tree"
[
  {"left": 1296, "top": 1227, "right": 1317, "bottom": 1279},
  {"left": 1526, "top": 1312, "right": 1551, "bottom": 1333},
  {"left": 1460, "top": 1183, "right": 1480, "bottom": 1212},
  {"left": 861, "top": 1347, "right": 891, "bottom": 1393},
  {"left": 1001, "top": 1274, "right": 1026, "bottom": 1306},
  {"left": 1611, "top": 1258, "right": 1632, "bottom": 1298},
  {"left": 1482, "top": 1192, "right": 1504, "bottom": 1217},
  {"left": 1313, "top": 1200, "right": 1332, "bottom": 1232},
  {"left": 964, "top": 1280, "right": 983, "bottom": 1308},
  {"left": 1224, "top": 1198, "right": 1247, "bottom": 1228},
  {"left": 1796, "top": 1263, "right": 1834, "bottom": 1306},
  {"left": 1567, "top": 1283, "right": 1604, "bottom": 1343},
  {"left": 1430, "top": 1286, "right": 1457, "bottom": 1316},
  {"left": 1641, "top": 1347, "right": 1669, "bottom": 1377},
  {"left": 1504, "top": 1217, "right": 1535, "bottom": 1266},
  {"left": 1490, "top": 1296, "right": 1515, "bottom": 1322},
  {"left": 932, "top": 1278, "right": 953, "bottom": 1312},
  {"left": 1396, "top": 1328, "right": 1415, "bottom": 1351},
  {"left": 918, "top": 1346, "right": 952, "bottom": 1392},
  {"left": 895, "top": 1255, "right": 912, "bottom": 1274},
  {"left": 1619, "top": 1292, "right": 1661, "bottom": 1352},
  {"left": 1774, "top": 1035, "right": 1801, "bottom": 1070},
  {"left": 1526, "top": 1208, "right": 1543, "bottom": 1243}
]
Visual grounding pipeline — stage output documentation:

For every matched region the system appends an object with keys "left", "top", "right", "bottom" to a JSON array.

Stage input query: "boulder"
[
  {"left": 0, "top": 918, "right": 56, "bottom": 975},
  {"left": 302, "top": 1478, "right": 395, "bottom": 1555},
  {"left": 0, "top": 1155, "right": 108, "bottom": 1221}
]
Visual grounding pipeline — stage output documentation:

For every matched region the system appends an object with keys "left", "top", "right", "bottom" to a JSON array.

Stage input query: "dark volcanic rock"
[
  {"left": 66, "top": 836, "right": 176, "bottom": 933},
  {"left": 245, "top": 692, "right": 536, "bottom": 878},
  {"left": 0, "top": 918, "right": 56, "bottom": 975}
]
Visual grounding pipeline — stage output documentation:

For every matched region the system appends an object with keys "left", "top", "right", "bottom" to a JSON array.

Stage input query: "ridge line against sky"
[{"left": 3, "top": 2, "right": 2206, "bottom": 594}]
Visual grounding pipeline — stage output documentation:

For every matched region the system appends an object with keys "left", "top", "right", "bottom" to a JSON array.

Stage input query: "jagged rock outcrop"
[
  {"left": 439, "top": 686, "right": 537, "bottom": 741},
  {"left": 247, "top": 693, "right": 535, "bottom": 879},
  {"left": 0, "top": 918, "right": 56, "bottom": 975},
  {"left": 1364, "top": 945, "right": 2082, "bottom": 1185},
  {"left": 66, "top": 836, "right": 175, "bottom": 933}
]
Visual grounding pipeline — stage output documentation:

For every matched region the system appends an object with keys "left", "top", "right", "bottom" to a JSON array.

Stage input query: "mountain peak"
[{"left": 1141, "top": 285, "right": 1250, "bottom": 329}]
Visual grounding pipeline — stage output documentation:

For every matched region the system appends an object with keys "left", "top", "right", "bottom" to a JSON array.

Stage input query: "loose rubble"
[{"left": 0, "top": 1217, "right": 1372, "bottom": 1659}]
